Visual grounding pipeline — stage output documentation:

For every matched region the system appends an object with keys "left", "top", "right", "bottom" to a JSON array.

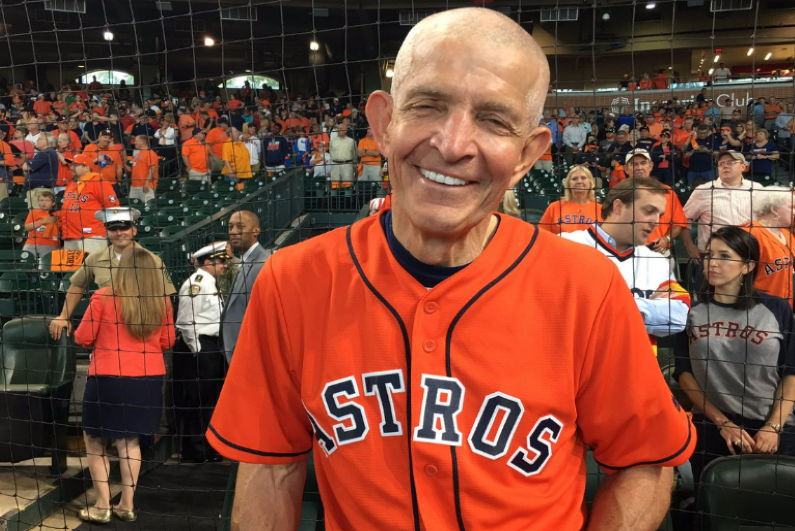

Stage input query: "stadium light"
[
  {"left": 747, "top": 48, "right": 754, "bottom": 56},
  {"left": 385, "top": 68, "right": 394, "bottom": 78},
  {"left": 765, "top": 52, "right": 772, "bottom": 60},
  {"left": 77, "top": 65, "right": 85, "bottom": 68},
  {"left": 708, "top": 68, "right": 714, "bottom": 75},
  {"left": 646, "top": 3, "right": 656, "bottom": 9},
  {"left": 204, "top": 36, "right": 215, "bottom": 47},
  {"left": 713, "top": 54, "right": 720, "bottom": 62},
  {"left": 309, "top": 41, "right": 320, "bottom": 51},
  {"left": 103, "top": 30, "right": 114, "bottom": 41}
]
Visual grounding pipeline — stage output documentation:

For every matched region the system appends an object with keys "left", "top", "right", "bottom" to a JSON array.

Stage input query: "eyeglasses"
[{"left": 717, "top": 160, "right": 743, "bottom": 167}]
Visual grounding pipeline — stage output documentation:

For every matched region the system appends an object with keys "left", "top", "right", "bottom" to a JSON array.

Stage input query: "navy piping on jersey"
[
  {"left": 596, "top": 419, "right": 693, "bottom": 471},
  {"left": 382, "top": 209, "right": 473, "bottom": 288},
  {"left": 444, "top": 224, "right": 540, "bottom": 531},
  {"left": 206, "top": 423, "right": 312, "bottom": 458},
  {"left": 346, "top": 223, "right": 421, "bottom": 531},
  {"left": 587, "top": 227, "right": 635, "bottom": 262}
]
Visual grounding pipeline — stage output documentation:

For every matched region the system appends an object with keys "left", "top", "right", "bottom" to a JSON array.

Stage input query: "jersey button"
[
  {"left": 424, "top": 301, "right": 438, "bottom": 314},
  {"left": 422, "top": 340, "right": 436, "bottom": 353},
  {"left": 424, "top": 464, "right": 439, "bottom": 476}
]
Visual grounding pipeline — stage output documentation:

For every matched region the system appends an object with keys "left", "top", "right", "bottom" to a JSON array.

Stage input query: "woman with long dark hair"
[
  {"left": 674, "top": 226, "right": 795, "bottom": 485},
  {"left": 74, "top": 247, "right": 175, "bottom": 524}
]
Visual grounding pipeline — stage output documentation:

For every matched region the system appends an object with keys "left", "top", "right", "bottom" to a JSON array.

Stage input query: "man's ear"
[
  {"left": 508, "top": 126, "right": 552, "bottom": 189},
  {"left": 365, "top": 91, "right": 393, "bottom": 159}
]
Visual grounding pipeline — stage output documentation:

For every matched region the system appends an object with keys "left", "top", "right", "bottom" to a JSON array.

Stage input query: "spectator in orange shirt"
[
  {"left": 0, "top": 128, "right": 16, "bottom": 202},
  {"left": 539, "top": 166, "right": 602, "bottom": 234},
  {"left": 82, "top": 129, "right": 124, "bottom": 184},
  {"left": 59, "top": 153, "right": 119, "bottom": 252},
  {"left": 127, "top": 136, "right": 159, "bottom": 203},
  {"left": 205, "top": 117, "right": 229, "bottom": 172},
  {"left": 639, "top": 73, "right": 653, "bottom": 91},
  {"left": 33, "top": 94, "right": 52, "bottom": 116},
  {"left": 764, "top": 96, "right": 783, "bottom": 133},
  {"left": 177, "top": 108, "right": 196, "bottom": 142},
  {"left": 55, "top": 132, "right": 76, "bottom": 194},
  {"left": 221, "top": 128, "right": 253, "bottom": 186},
  {"left": 23, "top": 190, "right": 59, "bottom": 259},
  {"left": 53, "top": 93, "right": 67, "bottom": 115},
  {"left": 69, "top": 95, "right": 87, "bottom": 114},
  {"left": 651, "top": 70, "right": 667, "bottom": 90},
  {"left": 56, "top": 116, "right": 82, "bottom": 151},
  {"left": 357, "top": 127, "right": 382, "bottom": 181},
  {"left": 181, "top": 128, "right": 211, "bottom": 182},
  {"left": 309, "top": 123, "right": 329, "bottom": 150},
  {"left": 227, "top": 95, "right": 243, "bottom": 111}
]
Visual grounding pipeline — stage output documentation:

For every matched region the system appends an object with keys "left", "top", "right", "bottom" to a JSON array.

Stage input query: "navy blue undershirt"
[{"left": 381, "top": 210, "right": 499, "bottom": 288}]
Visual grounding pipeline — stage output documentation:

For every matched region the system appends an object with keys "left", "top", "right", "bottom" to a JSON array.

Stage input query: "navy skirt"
[{"left": 82, "top": 375, "right": 164, "bottom": 441}]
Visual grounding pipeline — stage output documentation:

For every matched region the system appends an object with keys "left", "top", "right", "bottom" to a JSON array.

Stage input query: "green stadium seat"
[
  {"left": 183, "top": 180, "right": 209, "bottom": 194},
  {"left": 197, "top": 206, "right": 221, "bottom": 218},
  {"left": 0, "top": 271, "right": 34, "bottom": 317},
  {"left": 148, "top": 197, "right": 180, "bottom": 209},
  {"left": 0, "top": 316, "right": 75, "bottom": 473},
  {"left": 159, "top": 225, "right": 185, "bottom": 238},
  {"left": 698, "top": 455, "right": 795, "bottom": 530},
  {"left": 137, "top": 236, "right": 164, "bottom": 251},
  {"left": 137, "top": 224, "right": 161, "bottom": 236},
  {"left": 0, "top": 197, "right": 29, "bottom": 214},
  {"left": 212, "top": 180, "right": 237, "bottom": 194},
  {"left": 184, "top": 215, "right": 207, "bottom": 226},
  {"left": 660, "top": 365, "right": 692, "bottom": 412},
  {"left": 184, "top": 197, "right": 213, "bottom": 209},
  {"left": 156, "top": 178, "right": 180, "bottom": 193},
  {"left": 524, "top": 195, "right": 551, "bottom": 212},
  {"left": 10, "top": 212, "right": 28, "bottom": 225},
  {"left": 161, "top": 190, "right": 185, "bottom": 201},
  {"left": 158, "top": 205, "right": 191, "bottom": 218},
  {"left": 0, "top": 249, "right": 37, "bottom": 270}
]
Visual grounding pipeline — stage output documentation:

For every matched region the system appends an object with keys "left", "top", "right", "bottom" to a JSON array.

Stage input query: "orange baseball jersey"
[
  {"left": 24, "top": 209, "right": 59, "bottom": 248},
  {"left": 208, "top": 213, "right": 695, "bottom": 530},
  {"left": 59, "top": 173, "right": 118, "bottom": 240},
  {"left": 538, "top": 199, "right": 602, "bottom": 235},
  {"left": 741, "top": 222, "right": 794, "bottom": 303},
  {"left": 647, "top": 184, "right": 688, "bottom": 244},
  {"left": 130, "top": 149, "right": 160, "bottom": 189}
]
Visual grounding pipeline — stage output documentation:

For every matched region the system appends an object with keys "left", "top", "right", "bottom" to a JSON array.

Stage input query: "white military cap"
[
  {"left": 95, "top": 207, "right": 141, "bottom": 228},
  {"left": 193, "top": 241, "right": 230, "bottom": 261}
]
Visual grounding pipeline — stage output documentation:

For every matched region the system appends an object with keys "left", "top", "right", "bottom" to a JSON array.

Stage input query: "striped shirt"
[{"left": 683, "top": 177, "right": 759, "bottom": 251}]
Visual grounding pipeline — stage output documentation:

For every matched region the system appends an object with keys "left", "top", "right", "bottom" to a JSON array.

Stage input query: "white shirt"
[
  {"left": 312, "top": 152, "right": 332, "bottom": 178},
  {"left": 154, "top": 126, "right": 176, "bottom": 146},
  {"left": 329, "top": 136, "right": 356, "bottom": 162},
  {"left": 713, "top": 67, "right": 732, "bottom": 81},
  {"left": 243, "top": 136, "right": 261, "bottom": 165},
  {"left": 683, "top": 177, "right": 759, "bottom": 251},
  {"left": 241, "top": 242, "right": 261, "bottom": 263},
  {"left": 25, "top": 132, "right": 41, "bottom": 145},
  {"left": 562, "top": 124, "right": 587, "bottom": 148},
  {"left": 176, "top": 268, "right": 224, "bottom": 353},
  {"left": 561, "top": 225, "right": 688, "bottom": 338}
]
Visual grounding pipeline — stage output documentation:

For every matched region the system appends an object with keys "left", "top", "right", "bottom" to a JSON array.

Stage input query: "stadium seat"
[
  {"left": 156, "top": 178, "right": 180, "bottom": 193},
  {"left": 0, "top": 316, "right": 75, "bottom": 473},
  {"left": 0, "top": 197, "right": 29, "bottom": 214},
  {"left": 184, "top": 197, "right": 213, "bottom": 209},
  {"left": 157, "top": 205, "right": 191, "bottom": 218},
  {"left": 697, "top": 455, "right": 795, "bottom": 530},
  {"left": 197, "top": 206, "right": 221, "bottom": 218},
  {"left": 183, "top": 180, "right": 209, "bottom": 194},
  {"left": 159, "top": 225, "right": 185, "bottom": 238},
  {"left": 137, "top": 224, "right": 161, "bottom": 236},
  {"left": 0, "top": 271, "right": 36, "bottom": 317},
  {"left": 137, "top": 236, "right": 164, "bottom": 251},
  {"left": 524, "top": 195, "right": 551, "bottom": 212},
  {"left": 212, "top": 180, "right": 237, "bottom": 194},
  {"left": 0, "top": 249, "right": 37, "bottom": 270}
]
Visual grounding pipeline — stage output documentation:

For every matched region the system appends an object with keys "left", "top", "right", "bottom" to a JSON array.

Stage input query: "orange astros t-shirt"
[
  {"left": 181, "top": 138, "right": 210, "bottom": 173},
  {"left": 539, "top": 200, "right": 602, "bottom": 235},
  {"left": 130, "top": 149, "right": 160, "bottom": 188},
  {"left": 207, "top": 213, "right": 695, "bottom": 531},
  {"left": 59, "top": 173, "right": 118, "bottom": 240},
  {"left": 204, "top": 127, "right": 228, "bottom": 159},
  {"left": 742, "top": 222, "right": 794, "bottom": 304},
  {"left": 82, "top": 144, "right": 124, "bottom": 183},
  {"left": 647, "top": 184, "right": 688, "bottom": 244},
  {"left": 24, "top": 209, "right": 59, "bottom": 248}
]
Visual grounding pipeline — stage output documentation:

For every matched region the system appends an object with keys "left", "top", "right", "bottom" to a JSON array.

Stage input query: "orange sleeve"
[
  {"left": 576, "top": 267, "right": 695, "bottom": 472},
  {"left": 670, "top": 195, "right": 688, "bottom": 228},
  {"left": 538, "top": 202, "right": 561, "bottom": 235},
  {"left": 74, "top": 288, "right": 109, "bottom": 347},
  {"left": 98, "top": 181, "right": 119, "bottom": 207},
  {"left": 207, "top": 255, "right": 313, "bottom": 464},
  {"left": 160, "top": 304, "right": 176, "bottom": 351},
  {"left": 24, "top": 212, "right": 33, "bottom": 225}
]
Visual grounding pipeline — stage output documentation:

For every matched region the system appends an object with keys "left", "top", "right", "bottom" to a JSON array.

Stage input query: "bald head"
[{"left": 392, "top": 7, "right": 548, "bottom": 124}]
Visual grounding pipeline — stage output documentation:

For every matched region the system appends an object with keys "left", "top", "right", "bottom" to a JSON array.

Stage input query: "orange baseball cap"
[{"left": 68, "top": 153, "right": 93, "bottom": 166}]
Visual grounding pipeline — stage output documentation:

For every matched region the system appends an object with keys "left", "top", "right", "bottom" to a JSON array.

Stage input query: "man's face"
[
  {"left": 645, "top": 115, "right": 655, "bottom": 125},
  {"left": 697, "top": 128, "right": 709, "bottom": 139},
  {"left": 640, "top": 129, "right": 650, "bottom": 138},
  {"left": 228, "top": 213, "right": 260, "bottom": 253},
  {"left": 28, "top": 122, "right": 40, "bottom": 133},
  {"left": 35, "top": 135, "right": 48, "bottom": 151},
  {"left": 626, "top": 155, "right": 653, "bottom": 179},
  {"left": 204, "top": 258, "right": 228, "bottom": 278},
  {"left": 37, "top": 196, "right": 54, "bottom": 211},
  {"left": 368, "top": 35, "right": 548, "bottom": 237},
  {"left": 58, "top": 121, "right": 68, "bottom": 131},
  {"left": 98, "top": 135, "right": 111, "bottom": 148},
  {"left": 614, "top": 190, "right": 666, "bottom": 246},
  {"left": 616, "top": 132, "right": 627, "bottom": 144},
  {"left": 107, "top": 225, "right": 137, "bottom": 250},
  {"left": 338, "top": 125, "right": 348, "bottom": 137},
  {"left": 717, "top": 155, "right": 746, "bottom": 180}
]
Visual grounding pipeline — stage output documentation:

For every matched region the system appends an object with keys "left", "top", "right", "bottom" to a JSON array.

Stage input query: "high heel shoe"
[
  {"left": 78, "top": 507, "right": 112, "bottom": 524},
  {"left": 113, "top": 506, "right": 138, "bottom": 522}
]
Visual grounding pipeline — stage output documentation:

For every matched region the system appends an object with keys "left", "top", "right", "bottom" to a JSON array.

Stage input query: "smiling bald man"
[{"left": 208, "top": 8, "right": 695, "bottom": 531}]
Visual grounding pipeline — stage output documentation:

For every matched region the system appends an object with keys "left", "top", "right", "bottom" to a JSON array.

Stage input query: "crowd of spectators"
[{"left": 543, "top": 96, "right": 793, "bottom": 189}]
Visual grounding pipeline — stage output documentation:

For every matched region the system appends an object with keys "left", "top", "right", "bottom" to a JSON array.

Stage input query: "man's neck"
[
  {"left": 198, "top": 266, "right": 216, "bottom": 278},
  {"left": 719, "top": 174, "right": 743, "bottom": 187},
  {"left": 391, "top": 210, "right": 499, "bottom": 268},
  {"left": 599, "top": 222, "right": 633, "bottom": 252}
]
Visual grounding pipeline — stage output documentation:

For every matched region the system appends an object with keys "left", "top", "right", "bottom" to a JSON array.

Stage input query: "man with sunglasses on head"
[
  {"left": 48, "top": 206, "right": 176, "bottom": 340},
  {"left": 683, "top": 150, "right": 759, "bottom": 263}
]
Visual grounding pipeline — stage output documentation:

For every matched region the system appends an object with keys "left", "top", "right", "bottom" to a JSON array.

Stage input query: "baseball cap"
[
  {"left": 639, "top": 126, "right": 650, "bottom": 132},
  {"left": 56, "top": 115, "right": 68, "bottom": 123},
  {"left": 618, "top": 124, "right": 630, "bottom": 132},
  {"left": 193, "top": 241, "right": 230, "bottom": 261},
  {"left": 625, "top": 149, "right": 652, "bottom": 164},
  {"left": 192, "top": 127, "right": 203, "bottom": 136},
  {"left": 720, "top": 125, "right": 732, "bottom": 131},
  {"left": 95, "top": 207, "right": 141, "bottom": 229},
  {"left": 98, "top": 128, "right": 112, "bottom": 137},
  {"left": 660, "top": 130, "right": 671, "bottom": 137},
  {"left": 717, "top": 150, "right": 746, "bottom": 163},
  {"left": 70, "top": 153, "right": 93, "bottom": 166},
  {"left": 217, "top": 116, "right": 229, "bottom": 125}
]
